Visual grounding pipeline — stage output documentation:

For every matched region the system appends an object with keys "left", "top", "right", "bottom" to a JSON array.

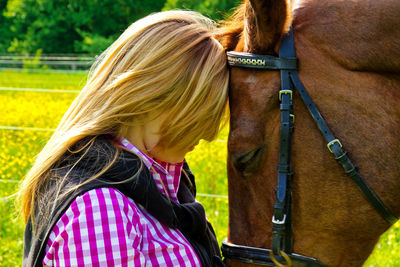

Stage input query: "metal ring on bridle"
[{"left": 269, "top": 250, "right": 292, "bottom": 267}]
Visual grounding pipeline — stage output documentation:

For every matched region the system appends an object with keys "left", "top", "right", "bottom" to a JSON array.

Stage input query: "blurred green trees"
[
  {"left": 0, "top": 0, "right": 239, "bottom": 55},
  {"left": 0, "top": 0, "right": 13, "bottom": 53},
  {"left": 163, "top": 0, "right": 238, "bottom": 21}
]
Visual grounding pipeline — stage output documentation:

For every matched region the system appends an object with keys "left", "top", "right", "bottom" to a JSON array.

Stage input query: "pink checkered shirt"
[{"left": 43, "top": 137, "right": 201, "bottom": 266}]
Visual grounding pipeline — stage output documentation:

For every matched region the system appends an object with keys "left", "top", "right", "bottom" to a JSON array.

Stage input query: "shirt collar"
[{"left": 118, "top": 137, "right": 184, "bottom": 203}]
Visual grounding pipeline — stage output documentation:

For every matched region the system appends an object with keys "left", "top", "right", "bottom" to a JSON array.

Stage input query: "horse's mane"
[{"left": 215, "top": 3, "right": 245, "bottom": 51}]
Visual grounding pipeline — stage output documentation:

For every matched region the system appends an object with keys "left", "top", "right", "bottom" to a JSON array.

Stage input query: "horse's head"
[
  {"left": 222, "top": 0, "right": 292, "bottom": 181},
  {"left": 218, "top": 0, "right": 400, "bottom": 266}
]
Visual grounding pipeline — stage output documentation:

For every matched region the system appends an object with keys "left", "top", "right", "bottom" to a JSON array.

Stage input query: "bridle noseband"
[{"left": 221, "top": 27, "right": 398, "bottom": 266}]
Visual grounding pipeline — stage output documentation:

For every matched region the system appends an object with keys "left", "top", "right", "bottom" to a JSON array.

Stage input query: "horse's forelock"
[{"left": 216, "top": 0, "right": 294, "bottom": 53}]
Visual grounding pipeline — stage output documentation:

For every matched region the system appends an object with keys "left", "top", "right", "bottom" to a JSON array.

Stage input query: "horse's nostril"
[{"left": 232, "top": 145, "right": 265, "bottom": 174}]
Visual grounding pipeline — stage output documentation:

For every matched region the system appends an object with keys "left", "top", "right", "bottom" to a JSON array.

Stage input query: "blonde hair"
[{"left": 17, "top": 10, "right": 229, "bottom": 225}]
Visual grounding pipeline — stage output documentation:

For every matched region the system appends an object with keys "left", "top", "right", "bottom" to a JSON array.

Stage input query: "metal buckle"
[
  {"left": 327, "top": 139, "right": 342, "bottom": 153},
  {"left": 279, "top": 90, "right": 293, "bottom": 101},
  {"left": 290, "top": 114, "right": 295, "bottom": 124},
  {"left": 272, "top": 214, "right": 287, "bottom": 225}
]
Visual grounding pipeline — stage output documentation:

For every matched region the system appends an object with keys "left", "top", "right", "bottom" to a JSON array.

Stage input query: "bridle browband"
[{"left": 221, "top": 27, "right": 398, "bottom": 266}]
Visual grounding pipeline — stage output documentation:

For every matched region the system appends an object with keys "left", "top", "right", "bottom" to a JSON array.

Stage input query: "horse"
[{"left": 216, "top": 0, "right": 400, "bottom": 266}]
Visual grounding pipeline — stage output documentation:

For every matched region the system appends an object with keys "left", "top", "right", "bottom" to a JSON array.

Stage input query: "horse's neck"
[
  {"left": 294, "top": 0, "right": 400, "bottom": 73},
  {"left": 288, "top": 1, "right": 400, "bottom": 266}
]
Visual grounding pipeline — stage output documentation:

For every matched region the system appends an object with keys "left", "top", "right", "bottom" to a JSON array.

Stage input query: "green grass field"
[{"left": 0, "top": 70, "right": 399, "bottom": 266}]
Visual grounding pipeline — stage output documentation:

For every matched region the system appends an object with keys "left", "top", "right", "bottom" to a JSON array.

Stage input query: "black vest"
[{"left": 23, "top": 135, "right": 225, "bottom": 267}]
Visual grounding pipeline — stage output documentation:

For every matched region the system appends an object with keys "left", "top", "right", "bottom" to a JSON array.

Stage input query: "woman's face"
[{"left": 127, "top": 115, "right": 198, "bottom": 163}]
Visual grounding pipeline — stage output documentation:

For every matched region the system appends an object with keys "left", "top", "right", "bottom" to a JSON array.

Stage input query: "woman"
[{"left": 18, "top": 10, "right": 229, "bottom": 266}]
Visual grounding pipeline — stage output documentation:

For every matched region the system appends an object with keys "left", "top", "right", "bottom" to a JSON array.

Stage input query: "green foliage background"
[{"left": 0, "top": 0, "right": 239, "bottom": 55}]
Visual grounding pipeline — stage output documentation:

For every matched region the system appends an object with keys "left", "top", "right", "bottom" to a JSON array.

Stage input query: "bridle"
[{"left": 221, "top": 27, "right": 398, "bottom": 266}]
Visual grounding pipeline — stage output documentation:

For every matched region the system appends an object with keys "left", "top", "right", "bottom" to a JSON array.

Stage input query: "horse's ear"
[{"left": 244, "top": 0, "right": 292, "bottom": 54}]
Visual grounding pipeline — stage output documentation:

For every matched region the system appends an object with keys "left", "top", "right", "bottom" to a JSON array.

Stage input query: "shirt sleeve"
[{"left": 43, "top": 187, "right": 147, "bottom": 266}]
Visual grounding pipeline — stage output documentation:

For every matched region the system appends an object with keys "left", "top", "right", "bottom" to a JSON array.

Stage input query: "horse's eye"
[{"left": 232, "top": 145, "right": 265, "bottom": 175}]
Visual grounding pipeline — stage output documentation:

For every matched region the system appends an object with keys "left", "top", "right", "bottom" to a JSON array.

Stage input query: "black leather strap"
[
  {"left": 290, "top": 71, "right": 398, "bottom": 225},
  {"left": 222, "top": 240, "right": 326, "bottom": 266},
  {"left": 227, "top": 51, "right": 297, "bottom": 70},
  {"left": 271, "top": 26, "right": 296, "bottom": 256}
]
